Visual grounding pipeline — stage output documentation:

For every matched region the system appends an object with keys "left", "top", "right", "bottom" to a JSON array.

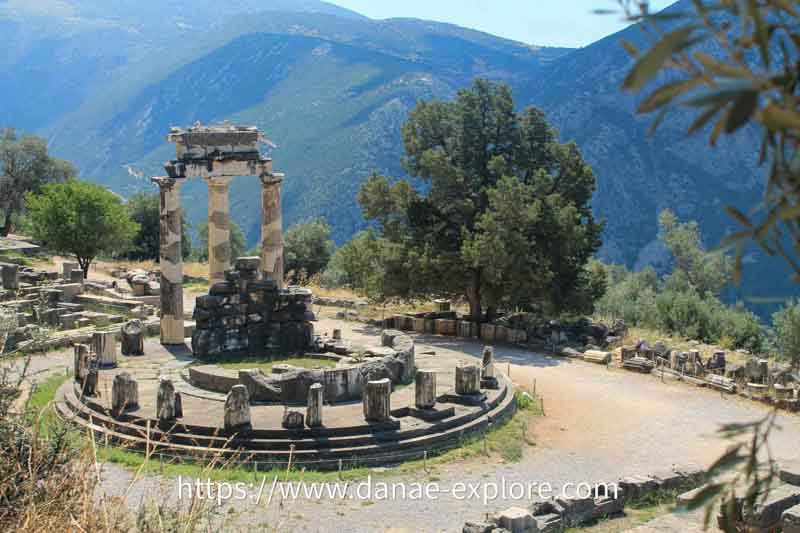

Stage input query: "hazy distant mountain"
[
  {"left": 521, "top": 1, "right": 794, "bottom": 314},
  {"left": 1, "top": 0, "right": 794, "bottom": 314},
  {"left": 0, "top": 0, "right": 568, "bottom": 240}
]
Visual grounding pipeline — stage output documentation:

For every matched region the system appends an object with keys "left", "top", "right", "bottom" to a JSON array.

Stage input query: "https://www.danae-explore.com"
[{"left": 177, "top": 476, "right": 619, "bottom": 506}]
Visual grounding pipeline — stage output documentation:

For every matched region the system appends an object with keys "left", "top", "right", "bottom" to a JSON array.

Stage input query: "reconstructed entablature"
[{"left": 164, "top": 125, "right": 275, "bottom": 179}]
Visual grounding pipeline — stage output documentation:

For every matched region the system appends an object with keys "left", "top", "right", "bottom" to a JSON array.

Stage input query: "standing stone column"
[
  {"left": 120, "top": 320, "right": 144, "bottom": 356},
  {"left": 62, "top": 261, "right": 79, "bottom": 281},
  {"left": 156, "top": 378, "right": 179, "bottom": 423},
  {"left": 111, "top": 372, "right": 138, "bottom": 417},
  {"left": 415, "top": 369, "right": 437, "bottom": 409},
  {"left": 82, "top": 367, "right": 98, "bottom": 396},
  {"left": 152, "top": 177, "right": 184, "bottom": 345},
  {"left": 69, "top": 270, "right": 84, "bottom": 284},
  {"left": 363, "top": 378, "right": 392, "bottom": 423},
  {"left": 307, "top": 382, "right": 324, "bottom": 428},
  {"left": 482, "top": 346, "right": 495, "bottom": 379},
  {"left": 455, "top": 364, "right": 481, "bottom": 395},
  {"left": 93, "top": 331, "right": 117, "bottom": 368},
  {"left": 1, "top": 263, "right": 18, "bottom": 290},
  {"left": 224, "top": 384, "right": 252, "bottom": 432},
  {"left": 205, "top": 176, "right": 234, "bottom": 284},
  {"left": 259, "top": 174, "right": 284, "bottom": 287},
  {"left": 73, "top": 343, "right": 90, "bottom": 383}
]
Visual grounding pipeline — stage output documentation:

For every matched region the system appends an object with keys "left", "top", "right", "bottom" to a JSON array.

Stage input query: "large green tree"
[
  {"left": 284, "top": 218, "right": 334, "bottom": 283},
  {"left": 0, "top": 128, "right": 74, "bottom": 236},
  {"left": 26, "top": 180, "right": 139, "bottom": 276},
  {"left": 125, "top": 192, "right": 192, "bottom": 261},
  {"left": 358, "top": 79, "right": 604, "bottom": 321}
]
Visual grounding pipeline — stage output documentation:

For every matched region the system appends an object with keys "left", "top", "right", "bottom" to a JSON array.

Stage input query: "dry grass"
[
  {"left": 612, "top": 325, "right": 750, "bottom": 366},
  {"left": 0, "top": 361, "right": 241, "bottom": 533}
]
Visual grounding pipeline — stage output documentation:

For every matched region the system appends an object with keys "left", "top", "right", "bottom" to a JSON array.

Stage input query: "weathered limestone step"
[
  {"left": 60, "top": 377, "right": 512, "bottom": 449},
  {"left": 583, "top": 350, "right": 611, "bottom": 364},
  {"left": 56, "top": 379, "right": 516, "bottom": 467}
]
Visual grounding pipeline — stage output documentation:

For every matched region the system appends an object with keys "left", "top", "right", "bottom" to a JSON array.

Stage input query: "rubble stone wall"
[{"left": 191, "top": 257, "right": 314, "bottom": 359}]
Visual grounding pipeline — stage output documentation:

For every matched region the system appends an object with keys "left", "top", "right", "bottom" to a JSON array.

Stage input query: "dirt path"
[{"left": 6, "top": 319, "right": 799, "bottom": 532}]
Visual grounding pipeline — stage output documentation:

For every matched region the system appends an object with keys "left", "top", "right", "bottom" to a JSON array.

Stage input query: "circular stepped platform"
[{"left": 56, "top": 377, "right": 516, "bottom": 469}]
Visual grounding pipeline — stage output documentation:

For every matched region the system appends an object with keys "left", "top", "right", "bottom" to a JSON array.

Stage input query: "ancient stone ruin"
[
  {"left": 152, "top": 124, "right": 285, "bottom": 345},
  {"left": 191, "top": 257, "right": 315, "bottom": 358}
]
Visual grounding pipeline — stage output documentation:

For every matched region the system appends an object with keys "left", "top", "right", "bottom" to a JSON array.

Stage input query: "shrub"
[
  {"left": 284, "top": 218, "right": 334, "bottom": 283},
  {"left": 597, "top": 266, "right": 763, "bottom": 351}
]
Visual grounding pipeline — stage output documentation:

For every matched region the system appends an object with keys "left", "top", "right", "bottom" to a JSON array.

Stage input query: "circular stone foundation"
[{"left": 56, "top": 329, "right": 516, "bottom": 469}]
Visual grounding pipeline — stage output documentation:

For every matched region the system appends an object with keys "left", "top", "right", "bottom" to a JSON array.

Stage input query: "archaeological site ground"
[{"left": 4, "top": 2, "right": 800, "bottom": 533}]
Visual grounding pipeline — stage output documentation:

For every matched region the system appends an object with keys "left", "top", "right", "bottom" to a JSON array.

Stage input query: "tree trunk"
[
  {"left": 0, "top": 209, "right": 12, "bottom": 237},
  {"left": 466, "top": 270, "right": 482, "bottom": 323},
  {"left": 78, "top": 257, "right": 91, "bottom": 279}
]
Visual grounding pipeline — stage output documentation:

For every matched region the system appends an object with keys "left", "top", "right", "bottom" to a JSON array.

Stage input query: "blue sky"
[{"left": 327, "top": 0, "right": 675, "bottom": 48}]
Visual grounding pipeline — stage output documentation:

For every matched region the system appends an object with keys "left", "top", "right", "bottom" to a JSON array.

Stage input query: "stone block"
[
  {"left": 224, "top": 384, "right": 251, "bottom": 432},
  {"left": 493, "top": 507, "right": 534, "bottom": 533},
  {"left": 92, "top": 331, "right": 117, "bottom": 368},
  {"left": 306, "top": 382, "right": 323, "bottom": 428},
  {"left": 73, "top": 343, "right": 90, "bottom": 382},
  {"left": 533, "top": 513, "right": 562, "bottom": 533},
  {"left": 82, "top": 367, "right": 98, "bottom": 396},
  {"left": 583, "top": 350, "right": 611, "bottom": 364},
  {"left": 462, "top": 522, "right": 494, "bottom": 533},
  {"left": 281, "top": 410, "right": 305, "bottom": 429},
  {"left": 458, "top": 320, "right": 477, "bottom": 338},
  {"left": 435, "top": 319, "right": 456, "bottom": 336},
  {"left": 156, "top": 378, "right": 179, "bottom": 422},
  {"left": 57, "top": 283, "right": 82, "bottom": 301},
  {"left": 235, "top": 256, "right": 261, "bottom": 271},
  {"left": 415, "top": 369, "right": 437, "bottom": 409},
  {"left": 482, "top": 346, "right": 495, "bottom": 379},
  {"left": 120, "top": 319, "right": 144, "bottom": 356},
  {"left": 433, "top": 298, "right": 450, "bottom": 312},
  {"left": 480, "top": 323, "right": 496, "bottom": 342},
  {"left": 456, "top": 364, "right": 481, "bottom": 395},
  {"left": 1, "top": 263, "right": 19, "bottom": 290},
  {"left": 363, "top": 378, "right": 392, "bottom": 423},
  {"left": 239, "top": 369, "right": 283, "bottom": 402},
  {"left": 111, "top": 372, "right": 138, "bottom": 417},
  {"left": 783, "top": 504, "right": 800, "bottom": 533},
  {"left": 60, "top": 312, "right": 83, "bottom": 330},
  {"left": 620, "top": 476, "right": 658, "bottom": 502},
  {"left": 381, "top": 329, "right": 404, "bottom": 347},
  {"left": 552, "top": 496, "right": 598, "bottom": 526},
  {"left": 592, "top": 496, "right": 624, "bottom": 518},
  {"left": 747, "top": 483, "right": 800, "bottom": 529}
]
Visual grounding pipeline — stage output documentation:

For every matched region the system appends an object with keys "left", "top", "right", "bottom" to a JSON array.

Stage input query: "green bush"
[
  {"left": 284, "top": 218, "right": 334, "bottom": 283},
  {"left": 595, "top": 266, "right": 660, "bottom": 326},
  {"left": 597, "top": 267, "right": 764, "bottom": 351}
]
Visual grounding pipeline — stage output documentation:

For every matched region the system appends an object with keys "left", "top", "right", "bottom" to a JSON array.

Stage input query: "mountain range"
[{"left": 1, "top": 0, "right": 794, "bottom": 316}]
